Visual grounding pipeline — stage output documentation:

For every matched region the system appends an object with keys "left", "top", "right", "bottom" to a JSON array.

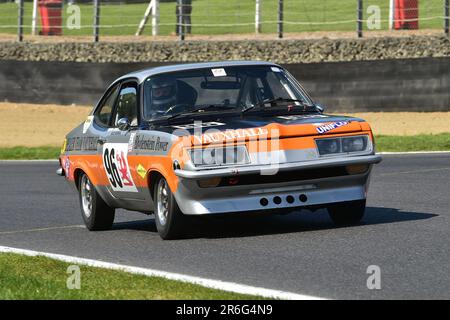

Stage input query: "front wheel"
[
  {"left": 327, "top": 200, "right": 366, "bottom": 226},
  {"left": 154, "top": 177, "right": 186, "bottom": 240},
  {"left": 78, "top": 172, "right": 115, "bottom": 231}
]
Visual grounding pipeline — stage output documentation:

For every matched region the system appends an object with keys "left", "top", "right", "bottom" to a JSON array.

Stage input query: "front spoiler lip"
[{"left": 175, "top": 154, "right": 382, "bottom": 179}]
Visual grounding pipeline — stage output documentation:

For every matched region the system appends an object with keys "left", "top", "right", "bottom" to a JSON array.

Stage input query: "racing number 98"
[{"left": 104, "top": 148, "right": 123, "bottom": 188}]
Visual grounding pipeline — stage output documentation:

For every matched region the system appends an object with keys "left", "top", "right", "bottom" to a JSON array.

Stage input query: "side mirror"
[
  {"left": 315, "top": 104, "right": 325, "bottom": 113},
  {"left": 117, "top": 117, "right": 130, "bottom": 131}
]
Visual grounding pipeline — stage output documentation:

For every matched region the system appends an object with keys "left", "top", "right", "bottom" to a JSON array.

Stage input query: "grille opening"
[
  {"left": 260, "top": 198, "right": 269, "bottom": 206},
  {"left": 299, "top": 194, "right": 308, "bottom": 203},
  {"left": 273, "top": 196, "right": 282, "bottom": 205},
  {"left": 286, "top": 195, "right": 295, "bottom": 204},
  {"left": 218, "top": 166, "right": 350, "bottom": 187}
]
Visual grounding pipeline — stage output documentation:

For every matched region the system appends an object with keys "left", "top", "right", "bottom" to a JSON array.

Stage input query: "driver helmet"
[{"left": 150, "top": 77, "right": 177, "bottom": 113}]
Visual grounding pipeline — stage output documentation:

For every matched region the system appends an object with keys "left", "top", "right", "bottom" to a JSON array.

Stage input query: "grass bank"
[
  {"left": 0, "top": 253, "right": 260, "bottom": 299},
  {"left": 374, "top": 134, "right": 450, "bottom": 152},
  {"left": 0, "top": 0, "right": 444, "bottom": 36}
]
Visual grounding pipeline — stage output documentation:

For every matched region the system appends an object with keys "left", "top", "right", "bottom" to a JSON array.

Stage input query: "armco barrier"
[{"left": 0, "top": 58, "right": 449, "bottom": 111}]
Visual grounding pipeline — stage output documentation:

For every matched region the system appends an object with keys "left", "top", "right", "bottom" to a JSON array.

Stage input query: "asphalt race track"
[{"left": 0, "top": 153, "right": 449, "bottom": 299}]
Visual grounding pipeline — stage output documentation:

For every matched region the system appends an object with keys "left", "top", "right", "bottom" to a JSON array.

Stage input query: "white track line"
[
  {"left": 0, "top": 159, "right": 58, "bottom": 163},
  {"left": 0, "top": 245, "right": 325, "bottom": 300},
  {"left": 0, "top": 225, "right": 84, "bottom": 235}
]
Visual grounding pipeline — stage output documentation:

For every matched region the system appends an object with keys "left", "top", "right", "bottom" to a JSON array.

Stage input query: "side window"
[
  {"left": 95, "top": 84, "right": 120, "bottom": 127},
  {"left": 113, "top": 82, "right": 138, "bottom": 126}
]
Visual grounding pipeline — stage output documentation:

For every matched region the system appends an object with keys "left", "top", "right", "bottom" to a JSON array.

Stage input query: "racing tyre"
[
  {"left": 78, "top": 172, "right": 115, "bottom": 231},
  {"left": 327, "top": 200, "right": 366, "bottom": 226},
  {"left": 154, "top": 176, "right": 186, "bottom": 240}
]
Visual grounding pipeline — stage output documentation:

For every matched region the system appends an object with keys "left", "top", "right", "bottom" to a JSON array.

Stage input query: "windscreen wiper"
[
  {"left": 166, "top": 104, "right": 235, "bottom": 121},
  {"left": 242, "top": 97, "right": 316, "bottom": 114}
]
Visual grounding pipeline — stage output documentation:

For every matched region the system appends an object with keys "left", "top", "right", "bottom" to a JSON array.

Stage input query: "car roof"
[{"left": 117, "top": 60, "right": 281, "bottom": 84}]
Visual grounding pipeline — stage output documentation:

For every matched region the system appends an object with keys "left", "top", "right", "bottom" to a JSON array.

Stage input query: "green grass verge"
[
  {"left": 0, "top": 134, "right": 449, "bottom": 160},
  {"left": 0, "top": 146, "right": 60, "bottom": 160},
  {"left": 0, "top": 253, "right": 262, "bottom": 299},
  {"left": 375, "top": 134, "right": 450, "bottom": 152},
  {"left": 0, "top": 0, "right": 445, "bottom": 36}
]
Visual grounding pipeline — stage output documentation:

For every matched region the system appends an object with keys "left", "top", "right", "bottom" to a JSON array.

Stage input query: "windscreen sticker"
[
  {"left": 315, "top": 121, "right": 349, "bottom": 134},
  {"left": 271, "top": 67, "right": 282, "bottom": 72},
  {"left": 211, "top": 68, "right": 227, "bottom": 77},
  {"left": 102, "top": 143, "right": 138, "bottom": 192},
  {"left": 82, "top": 116, "right": 94, "bottom": 134},
  {"left": 277, "top": 115, "right": 329, "bottom": 120},
  {"left": 172, "top": 122, "right": 225, "bottom": 130}
]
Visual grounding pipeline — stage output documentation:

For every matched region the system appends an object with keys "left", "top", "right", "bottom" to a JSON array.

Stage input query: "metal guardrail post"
[
  {"left": 152, "top": 0, "right": 159, "bottom": 36},
  {"left": 31, "top": 0, "right": 38, "bottom": 36},
  {"left": 177, "top": 0, "right": 184, "bottom": 41},
  {"left": 93, "top": 0, "right": 100, "bottom": 42},
  {"left": 18, "top": 0, "right": 24, "bottom": 42},
  {"left": 255, "top": 0, "right": 261, "bottom": 34},
  {"left": 445, "top": 0, "right": 449, "bottom": 36},
  {"left": 357, "top": 0, "right": 363, "bottom": 38},
  {"left": 278, "top": 0, "right": 283, "bottom": 39}
]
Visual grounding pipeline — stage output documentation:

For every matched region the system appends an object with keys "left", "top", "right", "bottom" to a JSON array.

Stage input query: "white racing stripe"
[{"left": 0, "top": 245, "right": 326, "bottom": 300}]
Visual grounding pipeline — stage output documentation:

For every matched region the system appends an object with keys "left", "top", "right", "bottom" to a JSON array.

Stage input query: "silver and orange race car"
[{"left": 58, "top": 61, "right": 382, "bottom": 239}]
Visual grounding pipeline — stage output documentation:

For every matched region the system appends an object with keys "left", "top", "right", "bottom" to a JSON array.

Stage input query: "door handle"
[{"left": 97, "top": 138, "right": 106, "bottom": 145}]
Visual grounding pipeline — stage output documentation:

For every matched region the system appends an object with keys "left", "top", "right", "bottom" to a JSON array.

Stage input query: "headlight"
[
  {"left": 190, "top": 145, "right": 250, "bottom": 167},
  {"left": 342, "top": 136, "right": 367, "bottom": 152},
  {"left": 316, "top": 135, "right": 370, "bottom": 156},
  {"left": 316, "top": 139, "right": 340, "bottom": 155}
]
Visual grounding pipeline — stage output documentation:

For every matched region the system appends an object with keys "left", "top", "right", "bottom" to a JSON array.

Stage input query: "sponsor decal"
[
  {"left": 82, "top": 116, "right": 93, "bottom": 134},
  {"left": 133, "top": 135, "right": 169, "bottom": 152},
  {"left": 128, "top": 132, "right": 136, "bottom": 152},
  {"left": 65, "top": 136, "right": 98, "bottom": 152},
  {"left": 211, "top": 68, "right": 227, "bottom": 77},
  {"left": 172, "top": 122, "right": 225, "bottom": 130},
  {"left": 102, "top": 143, "right": 138, "bottom": 192},
  {"left": 64, "top": 157, "right": 70, "bottom": 178},
  {"left": 109, "top": 128, "right": 128, "bottom": 136},
  {"left": 193, "top": 127, "right": 269, "bottom": 144},
  {"left": 315, "top": 121, "right": 349, "bottom": 134},
  {"left": 136, "top": 164, "right": 147, "bottom": 179}
]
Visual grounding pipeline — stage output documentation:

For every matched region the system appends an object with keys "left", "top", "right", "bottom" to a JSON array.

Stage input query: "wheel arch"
[
  {"left": 73, "top": 168, "right": 85, "bottom": 190},
  {"left": 147, "top": 170, "right": 164, "bottom": 201}
]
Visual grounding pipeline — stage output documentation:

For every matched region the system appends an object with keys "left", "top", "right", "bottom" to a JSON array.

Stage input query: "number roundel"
[{"left": 102, "top": 143, "right": 137, "bottom": 193}]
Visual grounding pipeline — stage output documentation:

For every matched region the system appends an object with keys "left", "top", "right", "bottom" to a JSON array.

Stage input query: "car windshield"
[{"left": 143, "top": 65, "right": 313, "bottom": 121}]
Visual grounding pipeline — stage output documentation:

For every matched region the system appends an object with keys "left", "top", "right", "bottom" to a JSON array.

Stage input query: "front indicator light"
[
  {"left": 197, "top": 177, "right": 222, "bottom": 188},
  {"left": 342, "top": 136, "right": 366, "bottom": 152},
  {"left": 346, "top": 164, "right": 369, "bottom": 175}
]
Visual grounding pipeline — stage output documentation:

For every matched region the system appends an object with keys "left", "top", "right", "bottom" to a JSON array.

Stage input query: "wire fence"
[{"left": 0, "top": 0, "right": 449, "bottom": 41}]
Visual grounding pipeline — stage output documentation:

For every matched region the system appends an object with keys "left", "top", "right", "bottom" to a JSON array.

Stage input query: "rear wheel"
[
  {"left": 79, "top": 172, "right": 115, "bottom": 230},
  {"left": 327, "top": 200, "right": 366, "bottom": 226},
  {"left": 154, "top": 176, "right": 186, "bottom": 240}
]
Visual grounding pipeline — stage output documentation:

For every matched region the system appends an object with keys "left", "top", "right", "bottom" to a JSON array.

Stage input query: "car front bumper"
[{"left": 173, "top": 154, "right": 381, "bottom": 215}]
